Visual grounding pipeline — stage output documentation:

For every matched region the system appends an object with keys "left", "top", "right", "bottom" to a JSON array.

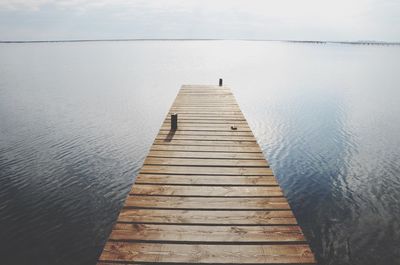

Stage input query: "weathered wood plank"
[
  {"left": 135, "top": 174, "right": 278, "bottom": 186},
  {"left": 172, "top": 101, "right": 239, "bottom": 104},
  {"left": 150, "top": 145, "right": 263, "bottom": 153},
  {"left": 130, "top": 185, "right": 283, "bottom": 197},
  {"left": 99, "top": 242, "right": 315, "bottom": 264},
  {"left": 125, "top": 196, "right": 289, "bottom": 210},
  {"left": 160, "top": 126, "right": 252, "bottom": 132},
  {"left": 164, "top": 119, "right": 249, "bottom": 124},
  {"left": 165, "top": 115, "right": 245, "bottom": 119},
  {"left": 169, "top": 110, "right": 243, "bottom": 113},
  {"left": 147, "top": 150, "right": 265, "bottom": 160},
  {"left": 157, "top": 132, "right": 254, "bottom": 140},
  {"left": 144, "top": 157, "right": 268, "bottom": 167},
  {"left": 117, "top": 209, "right": 297, "bottom": 225},
  {"left": 110, "top": 224, "right": 306, "bottom": 243},
  {"left": 157, "top": 130, "right": 254, "bottom": 136},
  {"left": 172, "top": 102, "right": 239, "bottom": 105},
  {"left": 166, "top": 113, "right": 245, "bottom": 117},
  {"left": 168, "top": 111, "right": 244, "bottom": 116},
  {"left": 161, "top": 122, "right": 251, "bottom": 129},
  {"left": 153, "top": 139, "right": 258, "bottom": 147},
  {"left": 165, "top": 118, "right": 247, "bottom": 123},
  {"left": 140, "top": 165, "right": 273, "bottom": 175}
]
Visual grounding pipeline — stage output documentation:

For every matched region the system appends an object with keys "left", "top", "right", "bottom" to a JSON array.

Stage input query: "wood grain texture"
[
  {"left": 117, "top": 209, "right": 297, "bottom": 225},
  {"left": 144, "top": 157, "right": 268, "bottom": 167},
  {"left": 97, "top": 85, "right": 316, "bottom": 265},
  {"left": 135, "top": 174, "right": 278, "bottom": 186},
  {"left": 163, "top": 119, "right": 249, "bottom": 125},
  {"left": 140, "top": 165, "right": 273, "bottom": 175},
  {"left": 130, "top": 185, "right": 283, "bottom": 197},
  {"left": 99, "top": 242, "right": 316, "bottom": 264},
  {"left": 110, "top": 224, "right": 306, "bottom": 243},
  {"left": 157, "top": 130, "right": 255, "bottom": 136},
  {"left": 153, "top": 139, "right": 258, "bottom": 147},
  {"left": 162, "top": 120, "right": 248, "bottom": 125},
  {"left": 151, "top": 144, "right": 262, "bottom": 153},
  {"left": 156, "top": 133, "right": 256, "bottom": 139},
  {"left": 147, "top": 150, "right": 266, "bottom": 159},
  {"left": 156, "top": 134, "right": 256, "bottom": 141},
  {"left": 125, "top": 196, "right": 290, "bottom": 210}
]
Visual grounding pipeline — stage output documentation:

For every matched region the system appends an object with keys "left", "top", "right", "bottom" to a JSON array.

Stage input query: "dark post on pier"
[
  {"left": 170, "top": 113, "right": 178, "bottom": 131},
  {"left": 97, "top": 83, "right": 316, "bottom": 264}
]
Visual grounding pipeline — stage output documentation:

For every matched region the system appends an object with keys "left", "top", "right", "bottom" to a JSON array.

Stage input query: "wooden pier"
[{"left": 97, "top": 85, "right": 316, "bottom": 264}]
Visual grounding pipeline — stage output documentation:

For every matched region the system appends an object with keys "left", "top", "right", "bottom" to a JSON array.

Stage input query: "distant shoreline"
[{"left": 0, "top": 38, "right": 399, "bottom": 45}]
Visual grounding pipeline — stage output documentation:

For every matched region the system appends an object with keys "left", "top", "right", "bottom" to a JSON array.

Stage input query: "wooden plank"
[
  {"left": 170, "top": 105, "right": 240, "bottom": 108},
  {"left": 98, "top": 263, "right": 134, "bottom": 265},
  {"left": 168, "top": 111, "right": 244, "bottom": 115},
  {"left": 165, "top": 115, "right": 245, "bottom": 119},
  {"left": 164, "top": 119, "right": 248, "bottom": 124},
  {"left": 167, "top": 110, "right": 244, "bottom": 117},
  {"left": 177, "top": 93, "right": 232, "bottom": 95},
  {"left": 99, "top": 242, "right": 315, "bottom": 264},
  {"left": 171, "top": 100, "right": 240, "bottom": 103},
  {"left": 155, "top": 135, "right": 256, "bottom": 141},
  {"left": 172, "top": 102, "right": 239, "bottom": 105},
  {"left": 117, "top": 209, "right": 297, "bottom": 225},
  {"left": 181, "top": 86, "right": 230, "bottom": 89},
  {"left": 150, "top": 145, "right": 263, "bottom": 153},
  {"left": 174, "top": 100, "right": 236, "bottom": 102},
  {"left": 160, "top": 126, "right": 251, "bottom": 132},
  {"left": 161, "top": 122, "right": 250, "bottom": 129},
  {"left": 177, "top": 94, "right": 234, "bottom": 96},
  {"left": 174, "top": 94, "right": 237, "bottom": 97},
  {"left": 110, "top": 224, "right": 306, "bottom": 243},
  {"left": 165, "top": 117, "right": 247, "bottom": 122},
  {"left": 125, "top": 196, "right": 289, "bottom": 210},
  {"left": 174, "top": 96, "right": 236, "bottom": 98},
  {"left": 147, "top": 150, "right": 265, "bottom": 159},
  {"left": 157, "top": 130, "right": 254, "bottom": 136},
  {"left": 153, "top": 139, "right": 258, "bottom": 147},
  {"left": 170, "top": 104, "right": 239, "bottom": 106},
  {"left": 140, "top": 165, "right": 273, "bottom": 175},
  {"left": 174, "top": 97, "right": 236, "bottom": 99},
  {"left": 135, "top": 174, "right": 278, "bottom": 186},
  {"left": 130, "top": 185, "right": 283, "bottom": 197},
  {"left": 172, "top": 105, "right": 240, "bottom": 108},
  {"left": 167, "top": 112, "right": 244, "bottom": 116},
  {"left": 180, "top": 89, "right": 231, "bottom": 92},
  {"left": 144, "top": 157, "right": 268, "bottom": 167},
  {"left": 171, "top": 109, "right": 242, "bottom": 112}
]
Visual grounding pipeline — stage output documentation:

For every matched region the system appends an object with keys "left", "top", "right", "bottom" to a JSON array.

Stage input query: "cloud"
[
  {"left": 0, "top": 0, "right": 52, "bottom": 11},
  {"left": 0, "top": 0, "right": 398, "bottom": 41}
]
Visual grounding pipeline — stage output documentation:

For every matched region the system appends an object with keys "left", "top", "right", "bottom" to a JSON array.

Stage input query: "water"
[{"left": 0, "top": 40, "right": 399, "bottom": 265}]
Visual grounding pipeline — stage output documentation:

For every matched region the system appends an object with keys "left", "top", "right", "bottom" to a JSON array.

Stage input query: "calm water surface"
[{"left": 0, "top": 41, "right": 400, "bottom": 265}]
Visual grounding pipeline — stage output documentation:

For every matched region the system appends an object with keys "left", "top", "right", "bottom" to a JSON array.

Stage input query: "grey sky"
[{"left": 0, "top": 0, "right": 399, "bottom": 41}]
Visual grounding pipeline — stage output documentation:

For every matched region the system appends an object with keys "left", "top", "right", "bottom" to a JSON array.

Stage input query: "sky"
[{"left": 0, "top": 0, "right": 399, "bottom": 42}]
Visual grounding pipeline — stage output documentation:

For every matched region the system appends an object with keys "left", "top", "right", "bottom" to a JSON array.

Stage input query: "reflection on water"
[{"left": 0, "top": 41, "right": 400, "bottom": 265}]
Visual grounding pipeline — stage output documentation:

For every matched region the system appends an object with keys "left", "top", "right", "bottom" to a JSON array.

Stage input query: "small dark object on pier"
[{"left": 171, "top": 113, "right": 178, "bottom": 131}]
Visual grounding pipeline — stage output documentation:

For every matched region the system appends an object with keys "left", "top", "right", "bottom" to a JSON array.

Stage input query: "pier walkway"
[{"left": 97, "top": 84, "right": 316, "bottom": 264}]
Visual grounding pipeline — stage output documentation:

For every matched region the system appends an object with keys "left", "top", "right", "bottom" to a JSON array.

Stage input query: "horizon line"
[{"left": 1, "top": 38, "right": 399, "bottom": 45}]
